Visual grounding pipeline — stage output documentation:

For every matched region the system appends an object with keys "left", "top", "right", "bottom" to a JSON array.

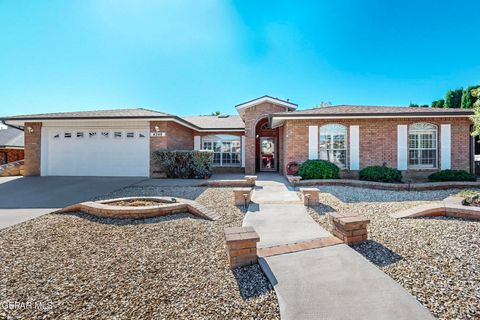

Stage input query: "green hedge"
[
  {"left": 152, "top": 150, "right": 214, "bottom": 179},
  {"left": 428, "top": 170, "right": 476, "bottom": 182},
  {"left": 298, "top": 160, "right": 339, "bottom": 180},
  {"left": 359, "top": 165, "right": 402, "bottom": 183}
]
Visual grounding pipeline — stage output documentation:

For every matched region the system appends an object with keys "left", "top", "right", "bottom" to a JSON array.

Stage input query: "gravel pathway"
[
  {"left": 0, "top": 187, "right": 280, "bottom": 319},
  {"left": 306, "top": 186, "right": 480, "bottom": 320}
]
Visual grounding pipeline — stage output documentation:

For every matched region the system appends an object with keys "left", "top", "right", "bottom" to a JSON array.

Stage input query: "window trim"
[
  {"left": 408, "top": 122, "right": 438, "bottom": 169},
  {"left": 318, "top": 124, "right": 348, "bottom": 169}
]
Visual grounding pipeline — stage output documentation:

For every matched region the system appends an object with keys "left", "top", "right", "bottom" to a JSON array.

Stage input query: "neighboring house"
[
  {"left": 1, "top": 96, "right": 474, "bottom": 179},
  {"left": 0, "top": 127, "right": 24, "bottom": 165}
]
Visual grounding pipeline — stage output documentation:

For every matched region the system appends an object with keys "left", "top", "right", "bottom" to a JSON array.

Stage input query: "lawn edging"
[{"left": 287, "top": 175, "right": 480, "bottom": 191}]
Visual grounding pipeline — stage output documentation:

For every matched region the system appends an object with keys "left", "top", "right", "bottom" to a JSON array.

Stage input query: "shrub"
[
  {"left": 152, "top": 150, "right": 214, "bottom": 179},
  {"left": 428, "top": 170, "right": 476, "bottom": 182},
  {"left": 298, "top": 160, "right": 339, "bottom": 180},
  {"left": 359, "top": 165, "right": 402, "bottom": 183}
]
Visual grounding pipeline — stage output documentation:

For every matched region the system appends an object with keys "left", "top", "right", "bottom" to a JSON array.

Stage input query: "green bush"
[
  {"left": 298, "top": 160, "right": 339, "bottom": 180},
  {"left": 359, "top": 165, "right": 402, "bottom": 183},
  {"left": 428, "top": 170, "right": 476, "bottom": 182},
  {"left": 152, "top": 150, "right": 213, "bottom": 179}
]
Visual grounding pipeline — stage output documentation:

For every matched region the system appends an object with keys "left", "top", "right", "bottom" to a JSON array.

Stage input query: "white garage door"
[{"left": 42, "top": 127, "right": 149, "bottom": 176}]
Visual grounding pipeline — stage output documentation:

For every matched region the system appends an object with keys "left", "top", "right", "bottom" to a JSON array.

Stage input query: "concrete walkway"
[{"left": 243, "top": 173, "right": 434, "bottom": 320}]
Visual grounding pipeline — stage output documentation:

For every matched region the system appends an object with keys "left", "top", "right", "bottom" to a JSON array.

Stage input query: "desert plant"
[
  {"left": 152, "top": 150, "right": 213, "bottom": 179},
  {"left": 428, "top": 170, "right": 476, "bottom": 182},
  {"left": 298, "top": 160, "right": 340, "bottom": 180},
  {"left": 359, "top": 165, "right": 402, "bottom": 183}
]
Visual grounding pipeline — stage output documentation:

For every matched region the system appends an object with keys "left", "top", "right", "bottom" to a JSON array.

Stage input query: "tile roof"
[
  {"left": 3, "top": 108, "right": 171, "bottom": 120},
  {"left": 273, "top": 105, "right": 474, "bottom": 117},
  {"left": 181, "top": 115, "right": 245, "bottom": 129},
  {"left": 0, "top": 127, "right": 24, "bottom": 148}
]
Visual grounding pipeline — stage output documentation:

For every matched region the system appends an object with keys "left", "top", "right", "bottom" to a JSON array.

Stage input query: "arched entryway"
[{"left": 255, "top": 118, "right": 279, "bottom": 172}]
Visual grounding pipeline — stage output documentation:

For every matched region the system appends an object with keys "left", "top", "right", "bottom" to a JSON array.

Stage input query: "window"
[
  {"left": 76, "top": 132, "right": 84, "bottom": 138},
  {"left": 319, "top": 124, "right": 347, "bottom": 168},
  {"left": 53, "top": 133, "right": 60, "bottom": 139},
  {"left": 101, "top": 132, "right": 109, "bottom": 138},
  {"left": 202, "top": 135, "right": 241, "bottom": 166},
  {"left": 64, "top": 132, "right": 72, "bottom": 138},
  {"left": 126, "top": 132, "right": 135, "bottom": 138},
  {"left": 113, "top": 132, "right": 122, "bottom": 139},
  {"left": 409, "top": 123, "right": 437, "bottom": 168},
  {"left": 138, "top": 132, "right": 146, "bottom": 138},
  {"left": 89, "top": 132, "right": 97, "bottom": 138}
]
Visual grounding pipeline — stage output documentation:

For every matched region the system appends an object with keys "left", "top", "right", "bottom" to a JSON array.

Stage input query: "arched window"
[
  {"left": 409, "top": 123, "right": 438, "bottom": 168},
  {"left": 202, "top": 134, "right": 241, "bottom": 167},
  {"left": 319, "top": 124, "right": 347, "bottom": 168}
]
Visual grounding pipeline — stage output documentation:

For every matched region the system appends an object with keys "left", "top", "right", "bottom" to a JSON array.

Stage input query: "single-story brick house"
[
  {"left": 1, "top": 96, "right": 475, "bottom": 179},
  {"left": 0, "top": 127, "right": 24, "bottom": 165}
]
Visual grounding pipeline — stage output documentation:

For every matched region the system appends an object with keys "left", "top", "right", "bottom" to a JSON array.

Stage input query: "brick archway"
[{"left": 255, "top": 118, "right": 279, "bottom": 171}]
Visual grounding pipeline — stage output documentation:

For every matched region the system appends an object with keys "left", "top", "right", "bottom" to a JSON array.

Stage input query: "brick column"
[
  {"left": 224, "top": 226, "right": 260, "bottom": 269},
  {"left": 24, "top": 122, "right": 42, "bottom": 176},
  {"left": 149, "top": 121, "right": 168, "bottom": 177}
]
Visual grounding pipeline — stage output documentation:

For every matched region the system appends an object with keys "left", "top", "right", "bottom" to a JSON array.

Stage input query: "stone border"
[
  {"left": 200, "top": 175, "right": 257, "bottom": 188},
  {"left": 0, "top": 160, "right": 24, "bottom": 177},
  {"left": 327, "top": 213, "right": 370, "bottom": 245},
  {"left": 57, "top": 196, "right": 220, "bottom": 220},
  {"left": 391, "top": 196, "right": 480, "bottom": 221},
  {"left": 287, "top": 175, "right": 480, "bottom": 191}
]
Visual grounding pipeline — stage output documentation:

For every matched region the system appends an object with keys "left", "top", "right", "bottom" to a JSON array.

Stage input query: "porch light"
[
  {"left": 27, "top": 126, "right": 34, "bottom": 133},
  {"left": 154, "top": 126, "right": 160, "bottom": 132}
]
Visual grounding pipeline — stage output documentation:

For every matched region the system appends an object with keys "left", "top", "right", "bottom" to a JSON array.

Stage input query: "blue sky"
[{"left": 0, "top": 0, "right": 479, "bottom": 116}]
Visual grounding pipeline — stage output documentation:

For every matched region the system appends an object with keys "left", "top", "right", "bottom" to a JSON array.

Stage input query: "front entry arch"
[{"left": 255, "top": 118, "right": 279, "bottom": 172}]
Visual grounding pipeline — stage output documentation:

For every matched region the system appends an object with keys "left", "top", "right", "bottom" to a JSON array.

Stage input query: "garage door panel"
[{"left": 44, "top": 128, "right": 149, "bottom": 177}]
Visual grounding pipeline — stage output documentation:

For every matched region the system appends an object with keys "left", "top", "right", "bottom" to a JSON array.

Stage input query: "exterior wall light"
[{"left": 27, "top": 126, "right": 34, "bottom": 133}]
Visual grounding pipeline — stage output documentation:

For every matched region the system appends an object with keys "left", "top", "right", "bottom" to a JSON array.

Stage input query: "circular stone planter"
[{"left": 57, "top": 196, "right": 219, "bottom": 220}]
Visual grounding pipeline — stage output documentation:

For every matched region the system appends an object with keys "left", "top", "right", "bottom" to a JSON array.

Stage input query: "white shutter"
[
  {"left": 308, "top": 126, "right": 318, "bottom": 160},
  {"left": 397, "top": 125, "right": 408, "bottom": 170},
  {"left": 194, "top": 136, "right": 201, "bottom": 150},
  {"left": 241, "top": 135, "right": 246, "bottom": 167},
  {"left": 441, "top": 124, "right": 451, "bottom": 169},
  {"left": 349, "top": 125, "right": 360, "bottom": 170}
]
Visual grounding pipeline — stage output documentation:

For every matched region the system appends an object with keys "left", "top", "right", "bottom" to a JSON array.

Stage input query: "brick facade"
[
  {"left": 24, "top": 122, "right": 42, "bottom": 176},
  {"left": 282, "top": 117, "right": 472, "bottom": 176},
  {"left": 0, "top": 148, "right": 24, "bottom": 165},
  {"left": 242, "top": 102, "right": 290, "bottom": 174}
]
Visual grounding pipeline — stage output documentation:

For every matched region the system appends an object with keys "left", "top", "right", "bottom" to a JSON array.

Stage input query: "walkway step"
[
  {"left": 243, "top": 204, "right": 331, "bottom": 248},
  {"left": 260, "top": 244, "right": 435, "bottom": 320},
  {"left": 257, "top": 236, "right": 342, "bottom": 257}
]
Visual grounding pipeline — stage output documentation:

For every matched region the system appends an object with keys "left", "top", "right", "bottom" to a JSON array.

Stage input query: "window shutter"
[
  {"left": 441, "top": 124, "right": 451, "bottom": 169},
  {"left": 397, "top": 125, "right": 408, "bottom": 170},
  {"left": 194, "top": 136, "right": 201, "bottom": 150},
  {"left": 349, "top": 125, "right": 360, "bottom": 170},
  {"left": 241, "top": 135, "right": 246, "bottom": 168},
  {"left": 308, "top": 126, "right": 318, "bottom": 160}
]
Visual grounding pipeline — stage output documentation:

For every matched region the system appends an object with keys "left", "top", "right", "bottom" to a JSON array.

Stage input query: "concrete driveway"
[{"left": 0, "top": 176, "right": 146, "bottom": 229}]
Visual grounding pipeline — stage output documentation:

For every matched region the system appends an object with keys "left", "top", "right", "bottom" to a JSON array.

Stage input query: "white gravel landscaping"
[
  {"left": 0, "top": 187, "right": 280, "bottom": 319},
  {"left": 307, "top": 186, "right": 480, "bottom": 320}
]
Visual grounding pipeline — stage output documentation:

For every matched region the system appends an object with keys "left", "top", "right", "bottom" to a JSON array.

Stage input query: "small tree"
[
  {"left": 444, "top": 88, "right": 463, "bottom": 108},
  {"left": 409, "top": 103, "right": 419, "bottom": 108},
  {"left": 470, "top": 88, "right": 480, "bottom": 136},
  {"left": 461, "top": 85, "right": 480, "bottom": 109},
  {"left": 431, "top": 99, "right": 445, "bottom": 108},
  {"left": 211, "top": 111, "right": 221, "bottom": 116}
]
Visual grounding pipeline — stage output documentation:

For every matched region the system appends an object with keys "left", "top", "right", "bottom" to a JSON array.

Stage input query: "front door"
[{"left": 260, "top": 137, "right": 276, "bottom": 171}]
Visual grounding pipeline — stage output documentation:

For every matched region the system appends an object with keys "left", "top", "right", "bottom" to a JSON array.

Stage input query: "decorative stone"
[
  {"left": 224, "top": 226, "right": 260, "bottom": 269},
  {"left": 233, "top": 187, "right": 253, "bottom": 207},
  {"left": 299, "top": 187, "right": 320, "bottom": 206}
]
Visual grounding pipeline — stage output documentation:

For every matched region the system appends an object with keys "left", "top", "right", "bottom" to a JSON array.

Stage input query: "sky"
[{"left": 0, "top": 0, "right": 479, "bottom": 117}]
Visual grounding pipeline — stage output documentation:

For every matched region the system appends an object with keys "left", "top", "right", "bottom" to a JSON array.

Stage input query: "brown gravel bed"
[
  {"left": 0, "top": 187, "right": 280, "bottom": 319},
  {"left": 106, "top": 199, "right": 172, "bottom": 207},
  {"left": 306, "top": 186, "right": 480, "bottom": 320}
]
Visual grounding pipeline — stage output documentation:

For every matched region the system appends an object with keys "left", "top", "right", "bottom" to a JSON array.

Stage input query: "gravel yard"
[
  {"left": 307, "top": 186, "right": 480, "bottom": 320},
  {"left": 0, "top": 187, "right": 280, "bottom": 319}
]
